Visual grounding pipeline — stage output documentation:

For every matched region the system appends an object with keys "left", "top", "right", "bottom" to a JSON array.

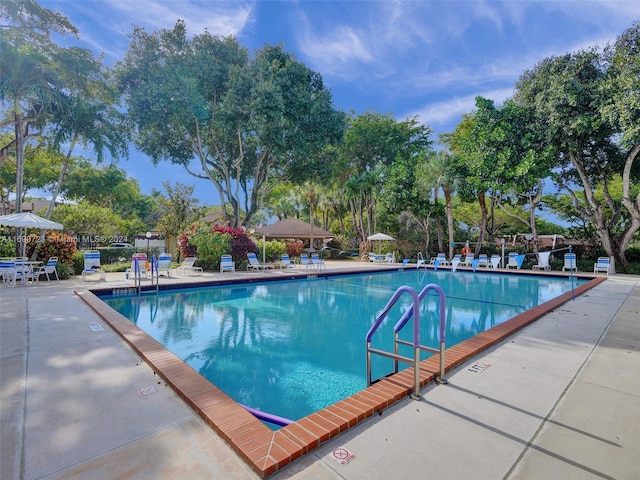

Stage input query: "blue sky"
[{"left": 39, "top": 0, "right": 640, "bottom": 207}]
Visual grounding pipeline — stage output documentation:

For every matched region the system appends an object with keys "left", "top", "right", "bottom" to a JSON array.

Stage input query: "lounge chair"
[
  {"left": 176, "top": 257, "right": 203, "bottom": 276},
  {"left": 384, "top": 253, "right": 394, "bottom": 263},
  {"left": 127, "top": 253, "right": 148, "bottom": 279},
  {"left": 490, "top": 254, "right": 501, "bottom": 269},
  {"left": 562, "top": 253, "right": 577, "bottom": 272},
  {"left": 506, "top": 252, "right": 521, "bottom": 269},
  {"left": 460, "top": 254, "right": 474, "bottom": 267},
  {"left": 311, "top": 253, "right": 325, "bottom": 270},
  {"left": 431, "top": 253, "right": 449, "bottom": 267},
  {"left": 156, "top": 253, "right": 172, "bottom": 276},
  {"left": 280, "top": 254, "right": 296, "bottom": 269},
  {"left": 32, "top": 256, "right": 59, "bottom": 283},
  {"left": 220, "top": 254, "right": 235, "bottom": 273},
  {"left": 247, "top": 252, "right": 273, "bottom": 271},
  {"left": 450, "top": 254, "right": 462, "bottom": 271},
  {"left": 300, "top": 253, "right": 313, "bottom": 268},
  {"left": 593, "top": 257, "right": 610, "bottom": 275},
  {"left": 477, "top": 254, "right": 489, "bottom": 268},
  {"left": 368, "top": 252, "right": 383, "bottom": 263},
  {"left": 82, "top": 250, "right": 106, "bottom": 281},
  {"left": 532, "top": 251, "right": 552, "bottom": 271}
]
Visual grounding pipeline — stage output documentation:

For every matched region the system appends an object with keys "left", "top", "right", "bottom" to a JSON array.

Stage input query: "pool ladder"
[
  {"left": 132, "top": 255, "right": 160, "bottom": 295},
  {"left": 366, "top": 284, "right": 447, "bottom": 400}
]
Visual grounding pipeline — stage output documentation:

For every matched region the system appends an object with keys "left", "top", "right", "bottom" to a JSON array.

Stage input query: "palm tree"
[
  {"left": 45, "top": 91, "right": 128, "bottom": 220},
  {"left": 0, "top": 41, "right": 57, "bottom": 255},
  {"left": 418, "top": 150, "right": 462, "bottom": 259}
]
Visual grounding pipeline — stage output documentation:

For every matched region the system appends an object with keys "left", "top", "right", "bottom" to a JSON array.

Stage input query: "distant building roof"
[{"left": 255, "top": 217, "right": 334, "bottom": 239}]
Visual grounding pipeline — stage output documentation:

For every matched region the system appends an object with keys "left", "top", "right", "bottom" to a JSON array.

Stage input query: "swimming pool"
[{"left": 100, "top": 269, "right": 587, "bottom": 426}]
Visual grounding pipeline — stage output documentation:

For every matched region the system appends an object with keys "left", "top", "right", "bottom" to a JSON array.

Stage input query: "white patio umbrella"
[
  {"left": 367, "top": 232, "right": 395, "bottom": 241},
  {"left": 0, "top": 212, "right": 63, "bottom": 256},
  {"left": 367, "top": 232, "right": 396, "bottom": 254}
]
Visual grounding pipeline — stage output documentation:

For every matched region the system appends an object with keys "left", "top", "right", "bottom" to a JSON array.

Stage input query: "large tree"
[
  {"left": 514, "top": 30, "right": 639, "bottom": 268},
  {"left": 445, "top": 96, "right": 556, "bottom": 255},
  {"left": 338, "top": 112, "right": 432, "bottom": 244},
  {"left": 601, "top": 23, "right": 640, "bottom": 262},
  {"left": 0, "top": 0, "right": 78, "bottom": 214},
  {"left": 117, "top": 21, "right": 345, "bottom": 228}
]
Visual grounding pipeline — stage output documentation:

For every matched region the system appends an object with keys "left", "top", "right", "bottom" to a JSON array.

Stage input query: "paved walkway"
[{"left": 1, "top": 264, "right": 638, "bottom": 479}]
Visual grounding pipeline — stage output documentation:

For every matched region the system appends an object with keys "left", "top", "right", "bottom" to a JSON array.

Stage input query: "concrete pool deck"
[{"left": 1, "top": 261, "right": 639, "bottom": 479}]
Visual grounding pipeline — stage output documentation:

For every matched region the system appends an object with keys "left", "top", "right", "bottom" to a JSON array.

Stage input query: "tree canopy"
[{"left": 117, "top": 21, "right": 345, "bottom": 228}]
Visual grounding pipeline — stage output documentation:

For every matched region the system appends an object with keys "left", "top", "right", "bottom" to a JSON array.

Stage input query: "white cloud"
[
  {"left": 294, "top": 13, "right": 374, "bottom": 79},
  {"left": 62, "top": 0, "right": 255, "bottom": 64},
  {"left": 102, "top": 0, "right": 254, "bottom": 35},
  {"left": 406, "top": 87, "right": 515, "bottom": 130}
]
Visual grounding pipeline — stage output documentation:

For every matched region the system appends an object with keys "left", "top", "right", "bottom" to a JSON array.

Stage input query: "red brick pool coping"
[{"left": 76, "top": 272, "right": 605, "bottom": 478}]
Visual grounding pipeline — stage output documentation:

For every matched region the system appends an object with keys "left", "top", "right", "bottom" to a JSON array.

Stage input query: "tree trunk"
[
  {"left": 618, "top": 143, "right": 640, "bottom": 269},
  {"left": 477, "top": 191, "right": 488, "bottom": 256},
  {"left": 14, "top": 107, "right": 24, "bottom": 257},
  {"left": 444, "top": 186, "right": 454, "bottom": 259}
]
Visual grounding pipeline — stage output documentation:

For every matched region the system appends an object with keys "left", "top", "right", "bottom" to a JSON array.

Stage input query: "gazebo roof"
[{"left": 255, "top": 218, "right": 333, "bottom": 239}]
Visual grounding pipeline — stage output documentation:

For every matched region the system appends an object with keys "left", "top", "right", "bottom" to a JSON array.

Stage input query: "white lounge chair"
[
  {"left": 156, "top": 253, "right": 172, "bottom": 276},
  {"left": 311, "top": 253, "right": 325, "bottom": 270},
  {"left": 460, "top": 254, "right": 474, "bottom": 267},
  {"left": 477, "top": 254, "right": 489, "bottom": 268},
  {"left": 533, "top": 251, "right": 552, "bottom": 271},
  {"left": 431, "top": 253, "right": 449, "bottom": 267},
  {"left": 450, "top": 254, "right": 462, "bottom": 272},
  {"left": 220, "top": 254, "right": 235, "bottom": 273},
  {"left": 247, "top": 252, "right": 273, "bottom": 271},
  {"left": 562, "top": 253, "right": 577, "bottom": 272},
  {"left": 300, "top": 253, "right": 313, "bottom": 268},
  {"left": 490, "top": 254, "right": 501, "bottom": 269},
  {"left": 280, "top": 254, "right": 296, "bottom": 269},
  {"left": 506, "top": 252, "right": 521, "bottom": 269},
  {"left": 127, "top": 253, "right": 148, "bottom": 279},
  {"left": 593, "top": 257, "right": 610, "bottom": 275},
  {"left": 176, "top": 257, "right": 203, "bottom": 276},
  {"left": 82, "top": 250, "right": 106, "bottom": 281}
]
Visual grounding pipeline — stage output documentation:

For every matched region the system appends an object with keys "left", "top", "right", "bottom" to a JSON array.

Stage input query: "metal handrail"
[
  {"left": 133, "top": 256, "right": 141, "bottom": 294},
  {"left": 394, "top": 284, "right": 447, "bottom": 385},
  {"left": 366, "top": 285, "right": 421, "bottom": 398},
  {"left": 150, "top": 254, "right": 159, "bottom": 293},
  {"left": 366, "top": 284, "right": 447, "bottom": 400}
]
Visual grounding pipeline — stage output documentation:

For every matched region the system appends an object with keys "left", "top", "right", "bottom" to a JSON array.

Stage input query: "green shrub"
[
  {"left": 190, "top": 227, "right": 232, "bottom": 271},
  {"left": 98, "top": 247, "right": 137, "bottom": 264},
  {"left": 72, "top": 251, "right": 85, "bottom": 274},
  {"left": 55, "top": 262, "right": 76, "bottom": 280},
  {"left": 624, "top": 246, "right": 640, "bottom": 263},
  {"left": 0, "top": 235, "right": 15, "bottom": 257},
  {"left": 260, "top": 239, "right": 286, "bottom": 262}
]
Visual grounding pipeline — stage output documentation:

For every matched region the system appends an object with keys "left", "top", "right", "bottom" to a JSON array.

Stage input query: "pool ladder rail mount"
[{"left": 366, "top": 284, "right": 448, "bottom": 400}]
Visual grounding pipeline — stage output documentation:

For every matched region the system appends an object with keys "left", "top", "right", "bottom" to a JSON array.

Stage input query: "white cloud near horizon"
[{"left": 406, "top": 86, "right": 516, "bottom": 131}]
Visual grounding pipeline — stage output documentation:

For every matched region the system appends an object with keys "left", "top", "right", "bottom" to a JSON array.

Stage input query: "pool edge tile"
[{"left": 76, "top": 274, "right": 603, "bottom": 478}]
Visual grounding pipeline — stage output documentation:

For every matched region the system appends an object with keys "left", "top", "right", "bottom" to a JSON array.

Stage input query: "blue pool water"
[{"left": 102, "top": 269, "right": 585, "bottom": 425}]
